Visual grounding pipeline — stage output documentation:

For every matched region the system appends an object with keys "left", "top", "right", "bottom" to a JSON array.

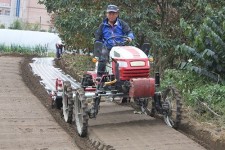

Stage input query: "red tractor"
[{"left": 61, "top": 36, "right": 182, "bottom": 137}]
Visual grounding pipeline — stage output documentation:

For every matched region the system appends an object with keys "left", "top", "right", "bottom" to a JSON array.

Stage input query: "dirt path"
[
  {"left": 0, "top": 56, "right": 79, "bottom": 150},
  {"left": 88, "top": 102, "right": 205, "bottom": 150}
]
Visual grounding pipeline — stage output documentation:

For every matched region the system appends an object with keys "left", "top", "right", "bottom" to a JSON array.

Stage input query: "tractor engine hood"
[
  {"left": 110, "top": 46, "right": 148, "bottom": 59},
  {"left": 109, "top": 46, "right": 150, "bottom": 80}
]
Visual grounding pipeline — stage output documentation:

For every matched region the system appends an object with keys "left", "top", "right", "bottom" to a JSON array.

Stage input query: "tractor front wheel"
[
  {"left": 62, "top": 81, "right": 73, "bottom": 123},
  {"left": 162, "top": 86, "right": 182, "bottom": 129},
  {"left": 73, "top": 88, "right": 89, "bottom": 137}
]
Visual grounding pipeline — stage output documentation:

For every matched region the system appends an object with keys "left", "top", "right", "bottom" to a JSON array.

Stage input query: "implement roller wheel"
[
  {"left": 162, "top": 86, "right": 182, "bottom": 129},
  {"left": 62, "top": 81, "right": 73, "bottom": 123},
  {"left": 73, "top": 88, "right": 89, "bottom": 137}
]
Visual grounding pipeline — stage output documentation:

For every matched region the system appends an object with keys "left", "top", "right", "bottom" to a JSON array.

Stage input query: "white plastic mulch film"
[{"left": 0, "top": 29, "right": 61, "bottom": 52}]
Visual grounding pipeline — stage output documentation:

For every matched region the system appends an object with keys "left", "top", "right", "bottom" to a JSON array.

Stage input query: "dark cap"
[{"left": 106, "top": 5, "right": 119, "bottom": 12}]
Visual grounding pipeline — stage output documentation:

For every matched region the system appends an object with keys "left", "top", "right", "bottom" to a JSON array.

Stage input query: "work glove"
[{"left": 127, "top": 37, "right": 132, "bottom": 43}]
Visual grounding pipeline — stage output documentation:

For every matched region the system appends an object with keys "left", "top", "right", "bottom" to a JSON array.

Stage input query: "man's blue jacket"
[{"left": 95, "top": 18, "right": 134, "bottom": 50}]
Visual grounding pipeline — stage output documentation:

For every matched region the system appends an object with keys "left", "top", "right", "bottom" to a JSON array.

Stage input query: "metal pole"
[
  {"left": 40, "top": 16, "right": 41, "bottom": 30},
  {"left": 16, "top": 0, "right": 20, "bottom": 17}
]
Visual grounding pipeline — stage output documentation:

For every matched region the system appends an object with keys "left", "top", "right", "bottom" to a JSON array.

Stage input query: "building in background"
[
  {"left": 0, "top": 0, "right": 52, "bottom": 30},
  {"left": 0, "top": 0, "right": 16, "bottom": 28}
]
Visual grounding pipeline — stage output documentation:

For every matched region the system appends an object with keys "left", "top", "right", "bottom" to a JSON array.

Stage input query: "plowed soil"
[{"left": 0, "top": 56, "right": 79, "bottom": 150}]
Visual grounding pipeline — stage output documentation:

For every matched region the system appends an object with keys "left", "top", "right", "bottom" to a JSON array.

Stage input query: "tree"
[
  {"left": 177, "top": 5, "right": 225, "bottom": 83},
  {"left": 39, "top": 0, "right": 225, "bottom": 73},
  {"left": 39, "top": 0, "right": 182, "bottom": 70}
]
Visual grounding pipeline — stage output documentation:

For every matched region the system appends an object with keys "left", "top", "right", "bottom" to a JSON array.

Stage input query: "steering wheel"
[{"left": 106, "top": 35, "right": 130, "bottom": 47}]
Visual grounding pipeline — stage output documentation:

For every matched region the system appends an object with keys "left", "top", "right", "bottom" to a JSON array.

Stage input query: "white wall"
[{"left": 0, "top": 29, "right": 61, "bottom": 52}]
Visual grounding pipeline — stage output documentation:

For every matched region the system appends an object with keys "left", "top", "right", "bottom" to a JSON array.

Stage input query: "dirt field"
[
  {"left": 1, "top": 55, "right": 224, "bottom": 150},
  {"left": 0, "top": 56, "right": 79, "bottom": 150}
]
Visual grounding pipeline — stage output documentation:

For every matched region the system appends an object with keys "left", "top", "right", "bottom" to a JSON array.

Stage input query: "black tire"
[
  {"left": 121, "top": 97, "right": 130, "bottom": 103},
  {"left": 62, "top": 81, "right": 73, "bottom": 123},
  {"left": 55, "top": 97, "right": 62, "bottom": 109},
  {"left": 162, "top": 86, "right": 182, "bottom": 129},
  {"left": 73, "top": 88, "right": 89, "bottom": 137}
]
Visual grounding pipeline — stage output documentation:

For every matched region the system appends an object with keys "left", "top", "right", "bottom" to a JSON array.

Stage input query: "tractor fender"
[{"left": 129, "top": 78, "right": 155, "bottom": 98}]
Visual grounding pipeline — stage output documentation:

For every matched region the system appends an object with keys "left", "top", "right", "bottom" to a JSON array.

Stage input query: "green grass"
[
  {"left": 0, "top": 44, "right": 49, "bottom": 56},
  {"left": 162, "top": 69, "right": 225, "bottom": 126}
]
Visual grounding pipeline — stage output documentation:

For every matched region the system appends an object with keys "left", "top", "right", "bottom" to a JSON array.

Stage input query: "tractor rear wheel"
[
  {"left": 73, "top": 88, "right": 89, "bottom": 137},
  {"left": 162, "top": 86, "right": 182, "bottom": 129},
  {"left": 62, "top": 81, "right": 73, "bottom": 123}
]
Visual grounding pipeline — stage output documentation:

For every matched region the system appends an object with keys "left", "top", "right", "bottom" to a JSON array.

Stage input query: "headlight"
[
  {"left": 92, "top": 57, "right": 98, "bottom": 63},
  {"left": 117, "top": 61, "right": 128, "bottom": 67},
  {"left": 130, "top": 61, "right": 145, "bottom": 67}
]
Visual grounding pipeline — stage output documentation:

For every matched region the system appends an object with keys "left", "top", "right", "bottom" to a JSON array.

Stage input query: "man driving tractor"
[
  {"left": 63, "top": 4, "right": 181, "bottom": 138},
  {"left": 95, "top": 4, "right": 135, "bottom": 77}
]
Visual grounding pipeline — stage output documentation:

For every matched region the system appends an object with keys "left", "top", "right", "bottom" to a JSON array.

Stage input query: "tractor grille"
[{"left": 120, "top": 68, "right": 149, "bottom": 80}]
